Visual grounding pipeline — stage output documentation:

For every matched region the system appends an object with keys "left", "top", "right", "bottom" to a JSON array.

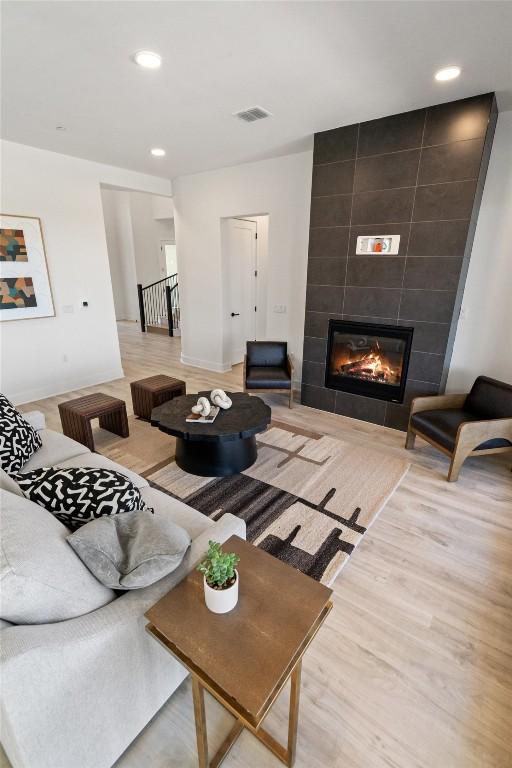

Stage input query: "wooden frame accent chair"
[
  {"left": 243, "top": 341, "right": 294, "bottom": 408},
  {"left": 406, "top": 376, "right": 512, "bottom": 482}
]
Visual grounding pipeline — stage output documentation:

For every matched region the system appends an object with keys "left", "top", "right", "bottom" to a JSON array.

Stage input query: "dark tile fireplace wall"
[{"left": 301, "top": 93, "right": 497, "bottom": 430}]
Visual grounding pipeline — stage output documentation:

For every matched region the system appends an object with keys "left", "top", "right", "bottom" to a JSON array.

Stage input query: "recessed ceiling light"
[
  {"left": 435, "top": 66, "right": 461, "bottom": 82},
  {"left": 150, "top": 148, "right": 166, "bottom": 157},
  {"left": 133, "top": 50, "right": 162, "bottom": 69}
]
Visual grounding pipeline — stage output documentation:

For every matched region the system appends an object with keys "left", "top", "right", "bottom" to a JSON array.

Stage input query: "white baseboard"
[
  {"left": 12, "top": 366, "right": 125, "bottom": 406},
  {"left": 180, "top": 354, "right": 231, "bottom": 373}
]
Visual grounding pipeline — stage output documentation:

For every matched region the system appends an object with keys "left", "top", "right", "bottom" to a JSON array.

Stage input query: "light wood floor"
[{"left": 11, "top": 322, "right": 512, "bottom": 768}]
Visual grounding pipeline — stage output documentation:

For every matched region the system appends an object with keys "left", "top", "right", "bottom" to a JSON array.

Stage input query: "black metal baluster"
[
  {"left": 166, "top": 285, "right": 173, "bottom": 336},
  {"left": 137, "top": 284, "right": 146, "bottom": 332}
]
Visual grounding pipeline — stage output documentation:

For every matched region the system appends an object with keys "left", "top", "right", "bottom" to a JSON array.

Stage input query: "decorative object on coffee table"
[
  {"left": 186, "top": 405, "right": 220, "bottom": 424},
  {"left": 210, "top": 389, "right": 232, "bottom": 410},
  {"left": 58, "top": 393, "right": 129, "bottom": 451},
  {"left": 191, "top": 396, "right": 211, "bottom": 417},
  {"left": 145, "top": 536, "right": 332, "bottom": 768},
  {"left": 151, "top": 392, "right": 271, "bottom": 477},
  {"left": 130, "top": 374, "right": 186, "bottom": 421},
  {"left": 197, "top": 540, "right": 240, "bottom": 614}
]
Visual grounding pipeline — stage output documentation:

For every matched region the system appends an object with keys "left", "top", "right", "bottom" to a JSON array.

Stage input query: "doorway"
[
  {"left": 223, "top": 217, "right": 258, "bottom": 366},
  {"left": 160, "top": 240, "right": 177, "bottom": 278},
  {"left": 100, "top": 186, "right": 178, "bottom": 343}
]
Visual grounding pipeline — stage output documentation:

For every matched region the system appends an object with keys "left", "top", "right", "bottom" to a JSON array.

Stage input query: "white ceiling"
[{"left": 2, "top": 1, "right": 512, "bottom": 180}]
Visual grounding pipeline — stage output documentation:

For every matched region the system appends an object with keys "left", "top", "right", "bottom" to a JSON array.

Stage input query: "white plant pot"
[{"left": 203, "top": 571, "right": 239, "bottom": 614}]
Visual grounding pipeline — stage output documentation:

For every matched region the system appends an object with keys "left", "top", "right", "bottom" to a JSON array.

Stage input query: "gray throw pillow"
[
  {"left": 1, "top": 489, "right": 114, "bottom": 624},
  {"left": 67, "top": 508, "right": 191, "bottom": 589}
]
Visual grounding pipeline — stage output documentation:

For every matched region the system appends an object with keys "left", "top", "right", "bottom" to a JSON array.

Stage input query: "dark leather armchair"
[
  {"left": 243, "top": 341, "right": 294, "bottom": 408},
  {"left": 406, "top": 376, "right": 512, "bottom": 481}
]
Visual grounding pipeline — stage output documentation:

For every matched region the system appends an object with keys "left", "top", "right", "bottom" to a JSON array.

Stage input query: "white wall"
[
  {"left": 152, "top": 195, "right": 174, "bottom": 220},
  {"left": 129, "top": 192, "right": 161, "bottom": 286},
  {"left": 154, "top": 218, "right": 175, "bottom": 243},
  {"left": 102, "top": 188, "right": 127, "bottom": 320},
  {"left": 0, "top": 140, "right": 171, "bottom": 403},
  {"left": 101, "top": 188, "right": 139, "bottom": 322},
  {"left": 128, "top": 192, "right": 174, "bottom": 285},
  {"left": 447, "top": 111, "right": 512, "bottom": 391},
  {"left": 173, "top": 151, "right": 312, "bottom": 375}
]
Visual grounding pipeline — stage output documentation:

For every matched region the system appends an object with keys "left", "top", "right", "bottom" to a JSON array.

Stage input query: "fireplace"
[{"left": 325, "top": 320, "right": 414, "bottom": 403}]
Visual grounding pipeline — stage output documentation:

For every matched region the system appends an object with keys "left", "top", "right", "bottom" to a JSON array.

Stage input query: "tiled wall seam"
[
  {"left": 341, "top": 123, "right": 360, "bottom": 319},
  {"left": 396, "top": 110, "right": 427, "bottom": 324}
]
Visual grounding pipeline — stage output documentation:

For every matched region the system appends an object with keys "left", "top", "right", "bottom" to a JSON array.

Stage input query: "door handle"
[{"left": 231, "top": 312, "right": 240, "bottom": 317}]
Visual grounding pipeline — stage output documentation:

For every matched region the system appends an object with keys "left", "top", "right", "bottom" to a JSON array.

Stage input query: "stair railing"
[{"left": 137, "top": 273, "right": 179, "bottom": 337}]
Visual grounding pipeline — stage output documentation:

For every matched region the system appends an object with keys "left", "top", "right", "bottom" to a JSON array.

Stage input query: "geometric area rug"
[{"left": 145, "top": 423, "right": 410, "bottom": 586}]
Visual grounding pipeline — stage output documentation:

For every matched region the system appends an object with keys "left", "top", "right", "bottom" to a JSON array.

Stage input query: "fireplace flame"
[{"left": 332, "top": 344, "right": 401, "bottom": 385}]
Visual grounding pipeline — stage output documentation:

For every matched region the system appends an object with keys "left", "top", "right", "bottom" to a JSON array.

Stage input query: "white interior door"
[
  {"left": 159, "top": 240, "right": 177, "bottom": 277},
  {"left": 225, "top": 218, "right": 257, "bottom": 365}
]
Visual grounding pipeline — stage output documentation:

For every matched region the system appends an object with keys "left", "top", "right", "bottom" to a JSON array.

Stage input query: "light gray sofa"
[{"left": 0, "top": 413, "right": 246, "bottom": 768}]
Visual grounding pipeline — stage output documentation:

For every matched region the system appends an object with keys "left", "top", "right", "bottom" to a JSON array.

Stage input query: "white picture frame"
[{"left": 0, "top": 214, "right": 55, "bottom": 321}]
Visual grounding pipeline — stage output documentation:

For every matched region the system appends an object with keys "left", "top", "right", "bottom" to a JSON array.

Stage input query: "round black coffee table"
[{"left": 151, "top": 392, "right": 271, "bottom": 476}]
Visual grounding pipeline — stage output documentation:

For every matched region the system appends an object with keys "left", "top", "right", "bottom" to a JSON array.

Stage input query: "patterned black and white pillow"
[
  {"left": 0, "top": 393, "right": 42, "bottom": 475},
  {"left": 14, "top": 467, "right": 148, "bottom": 532}
]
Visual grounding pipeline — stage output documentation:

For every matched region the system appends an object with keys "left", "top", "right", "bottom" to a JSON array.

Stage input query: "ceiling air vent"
[{"left": 234, "top": 106, "right": 272, "bottom": 123}]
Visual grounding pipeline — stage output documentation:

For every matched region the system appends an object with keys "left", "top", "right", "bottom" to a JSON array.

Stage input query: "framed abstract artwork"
[{"left": 0, "top": 214, "right": 55, "bottom": 321}]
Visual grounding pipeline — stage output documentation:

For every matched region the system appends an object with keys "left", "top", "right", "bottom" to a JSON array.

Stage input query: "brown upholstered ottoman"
[{"left": 130, "top": 375, "right": 186, "bottom": 421}]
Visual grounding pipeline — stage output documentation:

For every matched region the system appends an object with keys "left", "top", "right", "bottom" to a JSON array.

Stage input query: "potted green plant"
[{"left": 197, "top": 541, "right": 240, "bottom": 614}]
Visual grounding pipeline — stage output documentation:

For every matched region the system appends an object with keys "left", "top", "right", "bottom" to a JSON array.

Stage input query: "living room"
[{"left": 1, "top": 3, "right": 511, "bottom": 768}]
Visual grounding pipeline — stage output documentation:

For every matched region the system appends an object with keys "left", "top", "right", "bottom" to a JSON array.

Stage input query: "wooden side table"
[
  {"left": 145, "top": 536, "right": 332, "bottom": 768},
  {"left": 58, "top": 392, "right": 129, "bottom": 451},
  {"left": 130, "top": 375, "right": 186, "bottom": 421}
]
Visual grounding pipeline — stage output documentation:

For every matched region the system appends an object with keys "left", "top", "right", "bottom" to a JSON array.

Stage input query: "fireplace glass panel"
[
  {"left": 325, "top": 320, "right": 413, "bottom": 403},
  {"left": 330, "top": 332, "right": 405, "bottom": 387}
]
